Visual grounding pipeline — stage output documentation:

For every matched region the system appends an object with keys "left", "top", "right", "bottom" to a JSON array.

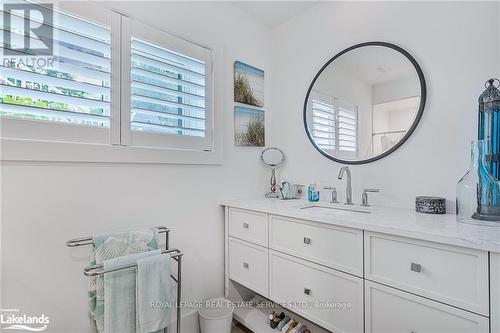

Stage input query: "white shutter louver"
[{"left": 0, "top": 4, "right": 111, "bottom": 127}]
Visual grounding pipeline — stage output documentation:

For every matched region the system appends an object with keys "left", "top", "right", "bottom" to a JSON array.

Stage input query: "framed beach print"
[
  {"left": 234, "top": 61, "right": 264, "bottom": 107},
  {"left": 234, "top": 106, "right": 265, "bottom": 147}
]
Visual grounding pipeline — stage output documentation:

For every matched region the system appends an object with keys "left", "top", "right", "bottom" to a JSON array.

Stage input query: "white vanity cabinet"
[
  {"left": 224, "top": 203, "right": 496, "bottom": 333},
  {"left": 226, "top": 208, "right": 364, "bottom": 333}
]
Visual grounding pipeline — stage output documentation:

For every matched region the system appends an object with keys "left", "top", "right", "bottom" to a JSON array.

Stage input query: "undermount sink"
[{"left": 300, "top": 204, "right": 371, "bottom": 214}]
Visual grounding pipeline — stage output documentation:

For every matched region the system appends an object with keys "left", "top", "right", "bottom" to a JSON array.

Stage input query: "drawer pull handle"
[
  {"left": 304, "top": 288, "right": 311, "bottom": 295},
  {"left": 303, "top": 237, "right": 311, "bottom": 245},
  {"left": 410, "top": 263, "right": 422, "bottom": 273},
  {"left": 243, "top": 262, "right": 249, "bottom": 269},
  {"left": 243, "top": 223, "right": 249, "bottom": 229}
]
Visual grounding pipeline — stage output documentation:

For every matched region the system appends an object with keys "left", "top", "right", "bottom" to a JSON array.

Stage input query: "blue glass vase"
[
  {"left": 457, "top": 140, "right": 500, "bottom": 224},
  {"left": 478, "top": 79, "right": 500, "bottom": 179}
]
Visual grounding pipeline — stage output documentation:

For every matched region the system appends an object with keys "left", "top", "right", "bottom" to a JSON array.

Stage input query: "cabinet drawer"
[
  {"left": 229, "top": 237, "right": 268, "bottom": 297},
  {"left": 364, "top": 232, "right": 489, "bottom": 315},
  {"left": 229, "top": 208, "right": 268, "bottom": 246},
  {"left": 269, "top": 215, "right": 363, "bottom": 276},
  {"left": 269, "top": 250, "right": 363, "bottom": 333},
  {"left": 365, "top": 281, "right": 489, "bottom": 333}
]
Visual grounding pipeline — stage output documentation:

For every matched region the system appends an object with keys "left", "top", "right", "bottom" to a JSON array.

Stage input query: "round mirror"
[
  {"left": 261, "top": 147, "right": 285, "bottom": 168},
  {"left": 304, "top": 42, "right": 426, "bottom": 164}
]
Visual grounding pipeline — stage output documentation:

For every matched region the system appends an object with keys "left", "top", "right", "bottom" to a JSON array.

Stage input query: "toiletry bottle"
[
  {"left": 308, "top": 181, "right": 320, "bottom": 202},
  {"left": 313, "top": 184, "right": 320, "bottom": 201}
]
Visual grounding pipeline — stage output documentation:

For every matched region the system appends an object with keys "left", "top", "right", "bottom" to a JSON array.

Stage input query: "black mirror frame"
[{"left": 303, "top": 41, "right": 427, "bottom": 165}]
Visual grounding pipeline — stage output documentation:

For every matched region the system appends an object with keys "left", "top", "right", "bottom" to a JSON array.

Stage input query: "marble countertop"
[{"left": 222, "top": 197, "right": 500, "bottom": 253}]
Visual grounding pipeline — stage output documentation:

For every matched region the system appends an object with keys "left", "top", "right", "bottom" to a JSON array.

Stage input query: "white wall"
[
  {"left": 269, "top": 1, "right": 500, "bottom": 210},
  {"left": 0, "top": 2, "right": 270, "bottom": 332},
  {"left": 372, "top": 76, "right": 420, "bottom": 105}
]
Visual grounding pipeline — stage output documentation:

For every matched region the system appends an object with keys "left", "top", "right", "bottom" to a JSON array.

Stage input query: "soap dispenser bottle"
[{"left": 308, "top": 181, "right": 320, "bottom": 202}]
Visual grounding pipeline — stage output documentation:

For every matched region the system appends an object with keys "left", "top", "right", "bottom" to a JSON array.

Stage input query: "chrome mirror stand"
[{"left": 265, "top": 169, "right": 279, "bottom": 198}]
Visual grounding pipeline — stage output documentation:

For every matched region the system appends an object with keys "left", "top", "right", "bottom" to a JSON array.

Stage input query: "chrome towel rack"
[{"left": 66, "top": 226, "right": 182, "bottom": 333}]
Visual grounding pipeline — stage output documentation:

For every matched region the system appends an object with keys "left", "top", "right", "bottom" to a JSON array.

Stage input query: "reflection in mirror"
[{"left": 305, "top": 43, "right": 425, "bottom": 163}]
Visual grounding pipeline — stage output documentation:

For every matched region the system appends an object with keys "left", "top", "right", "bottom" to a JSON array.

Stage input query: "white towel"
[
  {"left": 103, "top": 250, "right": 161, "bottom": 333},
  {"left": 136, "top": 254, "right": 172, "bottom": 333}
]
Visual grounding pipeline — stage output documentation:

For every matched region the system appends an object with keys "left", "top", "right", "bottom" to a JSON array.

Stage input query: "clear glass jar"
[{"left": 457, "top": 140, "right": 500, "bottom": 225}]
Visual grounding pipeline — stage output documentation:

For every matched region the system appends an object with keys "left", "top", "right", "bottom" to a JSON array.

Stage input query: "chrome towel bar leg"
[{"left": 177, "top": 255, "right": 182, "bottom": 333}]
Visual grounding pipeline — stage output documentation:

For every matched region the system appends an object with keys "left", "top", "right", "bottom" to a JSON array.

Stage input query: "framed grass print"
[
  {"left": 234, "top": 106, "right": 265, "bottom": 146},
  {"left": 234, "top": 61, "right": 264, "bottom": 107}
]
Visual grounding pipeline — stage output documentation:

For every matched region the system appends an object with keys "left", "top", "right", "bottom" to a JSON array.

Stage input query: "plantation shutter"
[
  {"left": 312, "top": 99, "right": 336, "bottom": 150},
  {"left": 1, "top": 1, "right": 216, "bottom": 158},
  {"left": 311, "top": 92, "right": 358, "bottom": 155},
  {"left": 122, "top": 17, "right": 213, "bottom": 150},
  {"left": 337, "top": 99, "right": 358, "bottom": 153},
  {"left": 0, "top": 4, "right": 111, "bottom": 128},
  {"left": 130, "top": 38, "right": 207, "bottom": 137}
]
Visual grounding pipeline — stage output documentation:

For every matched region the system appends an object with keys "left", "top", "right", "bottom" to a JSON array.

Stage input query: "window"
[
  {"left": 122, "top": 18, "right": 213, "bottom": 151},
  {"left": 311, "top": 92, "right": 358, "bottom": 155},
  {"left": 1, "top": 2, "right": 216, "bottom": 161},
  {"left": 1, "top": 2, "right": 111, "bottom": 143},
  {"left": 312, "top": 99, "right": 336, "bottom": 150},
  {"left": 130, "top": 39, "right": 206, "bottom": 137},
  {"left": 337, "top": 100, "right": 357, "bottom": 153}
]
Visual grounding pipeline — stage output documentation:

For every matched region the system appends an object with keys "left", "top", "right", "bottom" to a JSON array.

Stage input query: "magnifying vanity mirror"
[
  {"left": 261, "top": 147, "right": 285, "bottom": 198},
  {"left": 304, "top": 42, "right": 426, "bottom": 164}
]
